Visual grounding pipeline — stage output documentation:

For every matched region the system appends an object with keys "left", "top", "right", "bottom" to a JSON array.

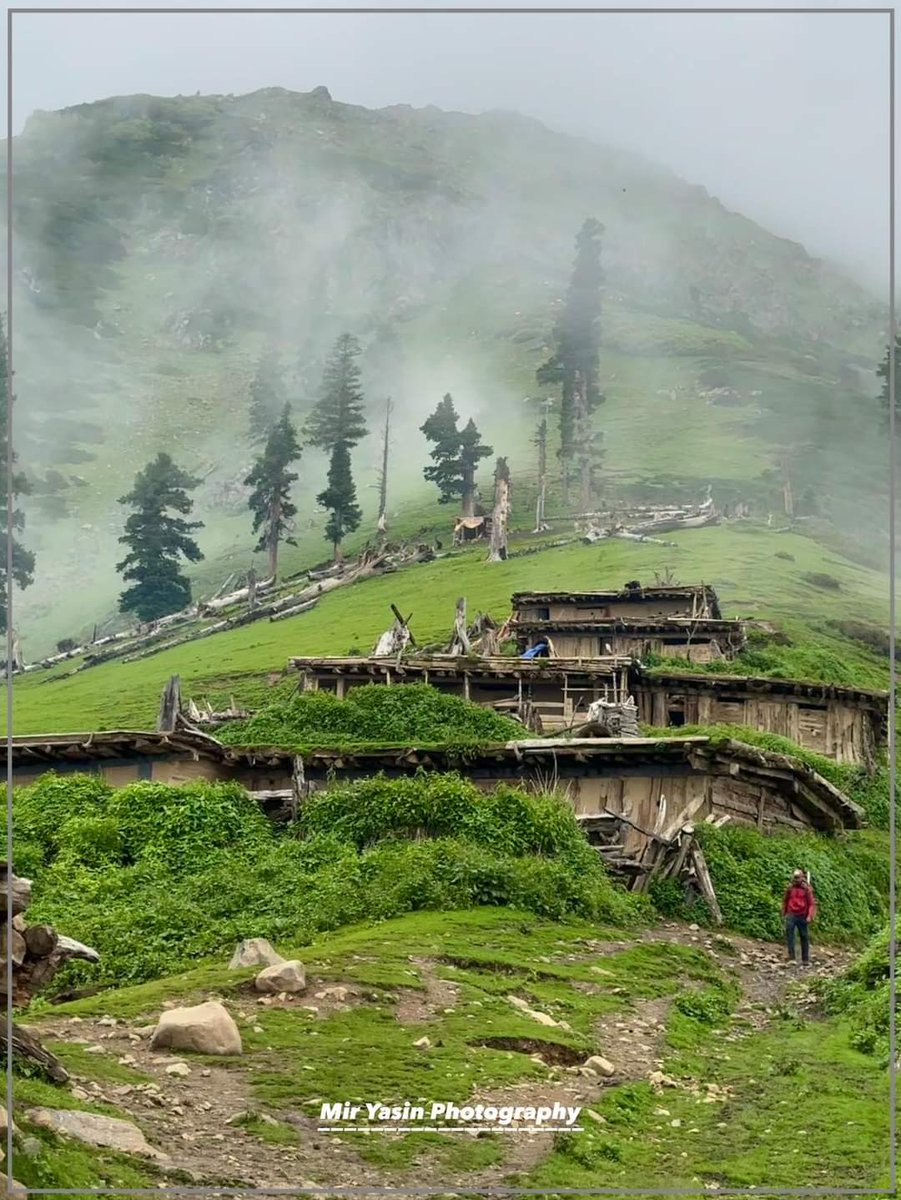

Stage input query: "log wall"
[{"left": 637, "top": 684, "right": 879, "bottom": 767}]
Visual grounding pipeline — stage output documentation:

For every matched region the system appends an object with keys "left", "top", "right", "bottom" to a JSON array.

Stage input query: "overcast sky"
[{"left": 6, "top": 1, "right": 892, "bottom": 294}]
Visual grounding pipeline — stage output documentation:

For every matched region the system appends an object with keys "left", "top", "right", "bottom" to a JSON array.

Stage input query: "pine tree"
[
  {"left": 117, "top": 453, "right": 204, "bottom": 623},
  {"left": 306, "top": 333, "right": 368, "bottom": 453},
  {"left": 248, "top": 346, "right": 288, "bottom": 446},
  {"left": 245, "top": 404, "right": 302, "bottom": 580},
  {"left": 317, "top": 441, "right": 361, "bottom": 559},
  {"left": 421, "top": 394, "right": 464, "bottom": 505},
  {"left": 420, "top": 395, "right": 493, "bottom": 516},
  {"left": 537, "top": 218, "right": 604, "bottom": 506},
  {"left": 308, "top": 334, "right": 368, "bottom": 561},
  {"left": 0, "top": 314, "right": 35, "bottom": 633},
  {"left": 877, "top": 333, "right": 901, "bottom": 426},
  {"left": 458, "top": 418, "right": 494, "bottom": 517}
]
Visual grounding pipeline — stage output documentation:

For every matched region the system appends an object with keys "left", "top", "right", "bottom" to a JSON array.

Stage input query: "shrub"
[
  {"left": 217, "top": 683, "right": 523, "bottom": 751},
  {"left": 822, "top": 925, "right": 895, "bottom": 1061},
  {"left": 683, "top": 823, "right": 888, "bottom": 943},
  {"left": 14, "top": 770, "right": 644, "bottom": 990}
]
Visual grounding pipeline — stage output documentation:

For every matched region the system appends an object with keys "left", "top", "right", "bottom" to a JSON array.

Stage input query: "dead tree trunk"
[
  {"left": 0, "top": 862, "right": 99, "bottom": 1081},
  {"left": 247, "top": 568, "right": 258, "bottom": 613},
  {"left": 574, "top": 371, "right": 595, "bottom": 515},
  {"left": 781, "top": 455, "right": 794, "bottom": 519},
  {"left": 157, "top": 675, "right": 182, "bottom": 733},
  {"left": 448, "top": 597, "right": 472, "bottom": 655},
  {"left": 533, "top": 400, "right": 552, "bottom": 533},
  {"left": 373, "top": 604, "right": 415, "bottom": 657},
  {"left": 487, "top": 457, "right": 511, "bottom": 563},
  {"left": 377, "top": 397, "right": 392, "bottom": 539},
  {"left": 268, "top": 497, "right": 282, "bottom": 581}
]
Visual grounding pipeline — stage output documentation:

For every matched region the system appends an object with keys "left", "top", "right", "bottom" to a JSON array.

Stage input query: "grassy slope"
[
  {"left": 16, "top": 908, "right": 890, "bottom": 1192},
  {"left": 10, "top": 523, "right": 889, "bottom": 734}
]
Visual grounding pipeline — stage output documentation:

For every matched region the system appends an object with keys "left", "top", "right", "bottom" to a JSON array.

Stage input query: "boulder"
[
  {"left": 0, "top": 1175, "right": 27, "bottom": 1197},
  {"left": 254, "top": 960, "right": 306, "bottom": 995},
  {"left": 25, "top": 1108, "right": 170, "bottom": 1163},
  {"left": 229, "top": 938, "right": 284, "bottom": 970},
  {"left": 149, "top": 1001, "right": 242, "bottom": 1056}
]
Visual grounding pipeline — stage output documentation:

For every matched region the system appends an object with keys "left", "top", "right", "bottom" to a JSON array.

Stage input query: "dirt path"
[{"left": 29, "top": 920, "right": 852, "bottom": 1190}]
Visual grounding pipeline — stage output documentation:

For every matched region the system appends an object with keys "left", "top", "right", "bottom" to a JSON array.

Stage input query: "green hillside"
[
  {"left": 9, "top": 523, "right": 889, "bottom": 735},
  {"left": 2, "top": 86, "right": 890, "bottom": 659}
]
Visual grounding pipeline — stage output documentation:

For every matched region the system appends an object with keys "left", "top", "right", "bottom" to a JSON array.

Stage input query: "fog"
[{"left": 8, "top": 2, "right": 891, "bottom": 292}]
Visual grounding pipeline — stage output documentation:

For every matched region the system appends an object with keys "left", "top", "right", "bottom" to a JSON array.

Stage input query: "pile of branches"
[
  {"left": 580, "top": 490, "right": 718, "bottom": 546},
  {"left": 1, "top": 862, "right": 99, "bottom": 1081},
  {"left": 24, "top": 541, "right": 439, "bottom": 683}
]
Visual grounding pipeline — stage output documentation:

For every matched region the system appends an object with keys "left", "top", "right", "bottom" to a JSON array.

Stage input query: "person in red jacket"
[{"left": 782, "top": 869, "right": 817, "bottom": 966}]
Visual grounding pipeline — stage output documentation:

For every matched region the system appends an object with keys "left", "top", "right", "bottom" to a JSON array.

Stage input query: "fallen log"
[
  {"left": 269, "top": 599, "right": 320, "bottom": 623},
  {"left": 0, "top": 1023, "right": 69, "bottom": 1083},
  {"left": 0, "top": 864, "right": 99, "bottom": 1080}
]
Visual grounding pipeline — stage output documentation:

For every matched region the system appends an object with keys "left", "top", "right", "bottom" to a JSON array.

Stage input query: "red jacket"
[{"left": 782, "top": 881, "right": 816, "bottom": 921}]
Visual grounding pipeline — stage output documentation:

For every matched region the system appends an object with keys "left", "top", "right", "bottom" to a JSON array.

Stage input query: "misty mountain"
[{"left": 1, "top": 86, "right": 890, "bottom": 655}]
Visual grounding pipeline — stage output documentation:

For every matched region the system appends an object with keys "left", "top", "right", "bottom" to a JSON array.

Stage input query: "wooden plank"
[{"left": 689, "top": 844, "right": 723, "bottom": 925}]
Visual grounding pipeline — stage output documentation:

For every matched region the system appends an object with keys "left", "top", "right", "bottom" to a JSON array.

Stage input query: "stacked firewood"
[{"left": 0, "top": 862, "right": 99, "bottom": 1081}]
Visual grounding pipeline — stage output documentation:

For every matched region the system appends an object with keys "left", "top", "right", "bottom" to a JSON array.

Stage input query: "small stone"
[
  {"left": 585, "top": 1109, "right": 606, "bottom": 1124},
  {"left": 314, "top": 985, "right": 348, "bottom": 1001},
  {"left": 413, "top": 1037, "right": 431, "bottom": 1049},
  {"left": 164, "top": 1062, "right": 191, "bottom": 1078},
  {"left": 254, "top": 960, "right": 306, "bottom": 995},
  {"left": 583, "top": 1055, "right": 616, "bottom": 1077},
  {"left": 229, "top": 938, "right": 284, "bottom": 970}
]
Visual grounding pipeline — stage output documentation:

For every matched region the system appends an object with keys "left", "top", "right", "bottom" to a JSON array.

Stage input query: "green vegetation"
[
  {"left": 19, "top": 906, "right": 892, "bottom": 1192},
  {"left": 821, "top": 925, "right": 894, "bottom": 1062},
  {"left": 420, "top": 392, "right": 494, "bottom": 513},
  {"left": 650, "top": 821, "right": 889, "bottom": 944},
  {"left": 15, "top": 770, "right": 642, "bottom": 990},
  {"left": 244, "top": 403, "right": 302, "bottom": 579},
  {"left": 217, "top": 682, "right": 523, "bottom": 750}
]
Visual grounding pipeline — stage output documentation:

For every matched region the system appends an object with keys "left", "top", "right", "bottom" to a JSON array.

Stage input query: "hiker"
[{"left": 782, "top": 869, "right": 816, "bottom": 966}]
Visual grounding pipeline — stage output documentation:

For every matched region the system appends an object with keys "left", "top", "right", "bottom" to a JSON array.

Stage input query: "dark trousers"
[{"left": 785, "top": 914, "right": 810, "bottom": 963}]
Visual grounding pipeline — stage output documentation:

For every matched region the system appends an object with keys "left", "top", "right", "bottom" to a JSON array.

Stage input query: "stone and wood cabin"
[
  {"left": 509, "top": 585, "right": 746, "bottom": 663},
  {"left": 9, "top": 730, "right": 864, "bottom": 866},
  {"left": 286, "top": 655, "right": 889, "bottom": 768},
  {"left": 289, "top": 654, "right": 634, "bottom": 733}
]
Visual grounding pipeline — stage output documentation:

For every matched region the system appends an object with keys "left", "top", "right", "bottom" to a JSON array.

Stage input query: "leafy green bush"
[
  {"left": 650, "top": 822, "right": 888, "bottom": 944},
  {"left": 673, "top": 985, "right": 733, "bottom": 1025},
  {"left": 822, "top": 926, "right": 895, "bottom": 1060},
  {"left": 14, "top": 771, "right": 643, "bottom": 990},
  {"left": 216, "top": 683, "right": 523, "bottom": 751},
  {"left": 299, "top": 773, "right": 600, "bottom": 869}
]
